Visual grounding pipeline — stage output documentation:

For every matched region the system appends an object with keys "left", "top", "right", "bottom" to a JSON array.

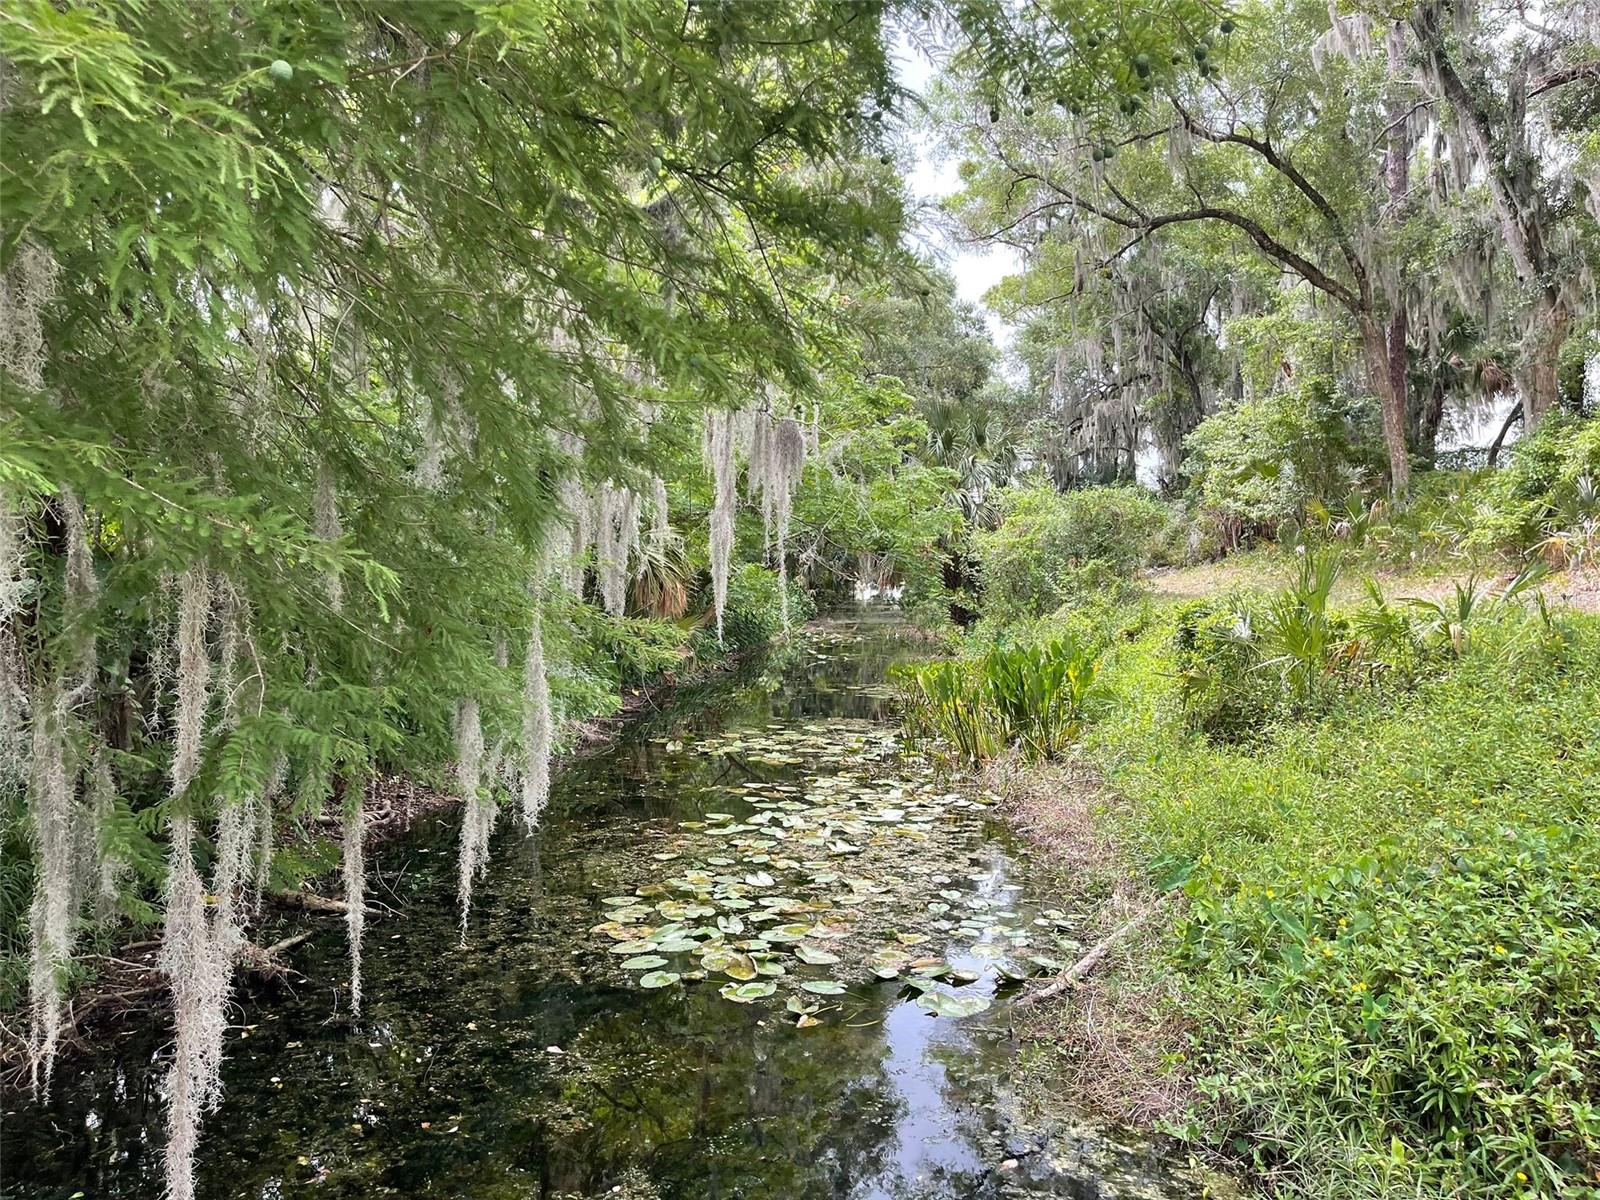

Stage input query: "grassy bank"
[{"left": 926, "top": 564, "right": 1600, "bottom": 1198}]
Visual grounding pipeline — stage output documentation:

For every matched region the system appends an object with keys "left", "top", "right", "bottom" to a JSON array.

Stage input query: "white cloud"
[{"left": 891, "top": 30, "right": 1018, "bottom": 351}]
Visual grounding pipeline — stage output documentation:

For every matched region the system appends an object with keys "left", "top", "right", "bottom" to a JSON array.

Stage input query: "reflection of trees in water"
[
  {"left": 543, "top": 988, "right": 907, "bottom": 1199},
  {"left": 8, "top": 615, "right": 996, "bottom": 1200}
]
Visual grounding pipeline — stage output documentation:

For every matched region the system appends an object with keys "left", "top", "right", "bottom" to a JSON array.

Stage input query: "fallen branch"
[
  {"left": 239, "top": 931, "right": 315, "bottom": 980},
  {"left": 269, "top": 890, "right": 378, "bottom": 917},
  {"left": 1018, "top": 895, "right": 1171, "bottom": 1008}
]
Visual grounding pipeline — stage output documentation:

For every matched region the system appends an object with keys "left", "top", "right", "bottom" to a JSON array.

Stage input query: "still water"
[{"left": 5, "top": 612, "right": 1197, "bottom": 1199}]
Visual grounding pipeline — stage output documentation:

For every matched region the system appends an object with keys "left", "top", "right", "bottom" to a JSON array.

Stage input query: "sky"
[{"left": 890, "top": 32, "right": 1019, "bottom": 347}]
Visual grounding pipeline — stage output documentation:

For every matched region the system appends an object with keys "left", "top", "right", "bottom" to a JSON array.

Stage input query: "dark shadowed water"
[{"left": 3, "top": 610, "right": 1200, "bottom": 1200}]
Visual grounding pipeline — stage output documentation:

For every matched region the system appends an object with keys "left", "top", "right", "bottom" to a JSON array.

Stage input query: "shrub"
[
  {"left": 1184, "top": 379, "right": 1384, "bottom": 548},
  {"left": 1172, "top": 553, "right": 1558, "bottom": 741},
  {"left": 1470, "top": 412, "right": 1600, "bottom": 564},
  {"left": 1070, "top": 601, "right": 1600, "bottom": 1199},
  {"left": 898, "top": 636, "right": 1103, "bottom": 762},
  {"left": 973, "top": 484, "right": 1178, "bottom": 622},
  {"left": 691, "top": 563, "right": 814, "bottom": 657}
]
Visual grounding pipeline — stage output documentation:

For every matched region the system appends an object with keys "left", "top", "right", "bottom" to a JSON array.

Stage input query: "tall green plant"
[{"left": 898, "top": 637, "right": 1102, "bottom": 763}]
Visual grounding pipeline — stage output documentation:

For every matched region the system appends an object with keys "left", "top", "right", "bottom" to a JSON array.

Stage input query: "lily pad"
[
  {"left": 916, "top": 990, "right": 992, "bottom": 1018},
  {"left": 801, "top": 980, "right": 846, "bottom": 995},
  {"left": 621, "top": 955, "right": 669, "bottom": 970},
  {"left": 639, "top": 971, "right": 680, "bottom": 989},
  {"left": 793, "top": 943, "right": 840, "bottom": 966},
  {"left": 719, "top": 980, "right": 777, "bottom": 1003}
]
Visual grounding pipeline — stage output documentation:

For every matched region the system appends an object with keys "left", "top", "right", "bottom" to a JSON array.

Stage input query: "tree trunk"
[
  {"left": 1362, "top": 316, "right": 1412, "bottom": 496},
  {"left": 1520, "top": 290, "right": 1571, "bottom": 425},
  {"left": 1380, "top": 21, "right": 1413, "bottom": 493},
  {"left": 1409, "top": 378, "right": 1447, "bottom": 464}
]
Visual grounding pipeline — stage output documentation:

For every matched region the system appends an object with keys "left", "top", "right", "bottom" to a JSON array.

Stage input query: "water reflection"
[{"left": 4, "top": 611, "right": 1191, "bottom": 1200}]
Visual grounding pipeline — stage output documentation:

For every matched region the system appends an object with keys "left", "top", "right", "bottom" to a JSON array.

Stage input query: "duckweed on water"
[{"left": 586, "top": 716, "right": 1083, "bottom": 1024}]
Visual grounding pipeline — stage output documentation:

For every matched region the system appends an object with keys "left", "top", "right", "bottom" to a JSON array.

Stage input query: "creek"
[{"left": 5, "top": 610, "right": 1199, "bottom": 1199}]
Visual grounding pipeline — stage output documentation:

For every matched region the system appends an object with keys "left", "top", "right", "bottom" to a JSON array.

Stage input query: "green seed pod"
[{"left": 268, "top": 59, "right": 293, "bottom": 83}]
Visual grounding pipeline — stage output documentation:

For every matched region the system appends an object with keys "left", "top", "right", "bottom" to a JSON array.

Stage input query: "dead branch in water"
[
  {"left": 1018, "top": 896, "right": 1171, "bottom": 1007},
  {"left": 269, "top": 890, "right": 381, "bottom": 918}
]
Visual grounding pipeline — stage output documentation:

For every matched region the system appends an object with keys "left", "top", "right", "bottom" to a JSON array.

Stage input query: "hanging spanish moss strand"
[
  {"left": 313, "top": 461, "right": 343, "bottom": 611},
  {"left": 455, "top": 696, "right": 488, "bottom": 940},
  {"left": 412, "top": 373, "right": 463, "bottom": 493},
  {"left": 25, "top": 692, "right": 77, "bottom": 1094},
  {"left": 520, "top": 600, "right": 552, "bottom": 832},
  {"left": 143, "top": 568, "right": 179, "bottom": 737},
  {"left": 158, "top": 566, "right": 234, "bottom": 1200},
  {"left": 704, "top": 408, "right": 738, "bottom": 643},
  {"left": 60, "top": 490, "right": 97, "bottom": 691},
  {"left": 25, "top": 488, "right": 103, "bottom": 1091},
  {"left": 90, "top": 745, "right": 126, "bottom": 914},
  {"left": 0, "top": 239, "right": 58, "bottom": 392},
  {"left": 558, "top": 471, "right": 594, "bottom": 595},
  {"left": 342, "top": 787, "right": 366, "bottom": 1016},
  {"left": 771, "top": 418, "right": 808, "bottom": 630},
  {"left": 0, "top": 500, "right": 27, "bottom": 783},
  {"left": 159, "top": 817, "right": 236, "bottom": 1200},
  {"left": 252, "top": 753, "right": 287, "bottom": 917},
  {"left": 170, "top": 568, "right": 211, "bottom": 796},
  {"left": 748, "top": 409, "right": 774, "bottom": 556},
  {"left": 597, "top": 482, "right": 641, "bottom": 616},
  {"left": 649, "top": 474, "right": 671, "bottom": 549}
]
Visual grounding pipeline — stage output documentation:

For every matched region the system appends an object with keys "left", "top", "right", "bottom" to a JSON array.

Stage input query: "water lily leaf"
[
  {"left": 794, "top": 943, "right": 840, "bottom": 965},
  {"left": 872, "top": 966, "right": 902, "bottom": 980},
  {"left": 700, "top": 948, "right": 736, "bottom": 972},
  {"left": 622, "top": 955, "right": 668, "bottom": 970},
  {"left": 801, "top": 980, "right": 846, "bottom": 995},
  {"left": 610, "top": 940, "right": 658, "bottom": 955},
  {"left": 722, "top": 953, "right": 758, "bottom": 981},
  {"left": 719, "top": 980, "right": 776, "bottom": 1003},
  {"left": 916, "top": 990, "right": 992, "bottom": 1018},
  {"left": 717, "top": 915, "right": 745, "bottom": 935},
  {"left": 796, "top": 1014, "right": 823, "bottom": 1028},
  {"left": 655, "top": 937, "right": 700, "bottom": 954},
  {"left": 786, "top": 995, "right": 820, "bottom": 1014}
]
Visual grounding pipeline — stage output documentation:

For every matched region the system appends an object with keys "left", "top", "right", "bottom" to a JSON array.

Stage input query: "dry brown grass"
[
  {"left": 982, "top": 754, "right": 1196, "bottom": 1128},
  {"left": 1144, "top": 558, "right": 1600, "bottom": 613}
]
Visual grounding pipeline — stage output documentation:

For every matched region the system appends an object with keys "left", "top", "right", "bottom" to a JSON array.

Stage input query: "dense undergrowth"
[
  {"left": 916, "top": 575, "right": 1600, "bottom": 1198},
  {"left": 1089, "top": 598, "right": 1600, "bottom": 1199},
  {"left": 898, "top": 420, "right": 1600, "bottom": 1198}
]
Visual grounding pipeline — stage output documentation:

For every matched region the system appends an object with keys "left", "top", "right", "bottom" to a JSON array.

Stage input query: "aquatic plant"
[{"left": 898, "top": 639, "right": 1103, "bottom": 763}]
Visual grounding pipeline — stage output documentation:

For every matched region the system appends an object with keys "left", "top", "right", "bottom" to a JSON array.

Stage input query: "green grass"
[{"left": 1076, "top": 601, "right": 1600, "bottom": 1198}]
